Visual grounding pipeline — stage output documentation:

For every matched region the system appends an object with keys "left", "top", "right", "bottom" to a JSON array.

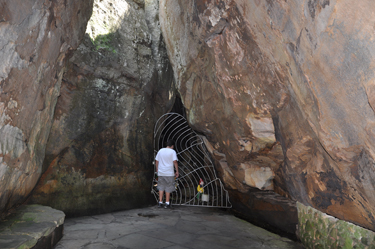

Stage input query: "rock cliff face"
[
  {"left": 28, "top": 0, "right": 175, "bottom": 216},
  {"left": 160, "top": 0, "right": 375, "bottom": 231},
  {"left": 0, "top": 0, "right": 94, "bottom": 216}
]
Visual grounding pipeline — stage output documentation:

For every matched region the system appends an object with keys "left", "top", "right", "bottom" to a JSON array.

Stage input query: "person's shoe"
[
  {"left": 158, "top": 202, "right": 163, "bottom": 208},
  {"left": 164, "top": 202, "right": 172, "bottom": 209}
]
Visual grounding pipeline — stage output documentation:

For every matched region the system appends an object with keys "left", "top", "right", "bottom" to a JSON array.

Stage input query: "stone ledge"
[
  {"left": 229, "top": 189, "right": 299, "bottom": 240},
  {"left": 0, "top": 205, "right": 65, "bottom": 249}
]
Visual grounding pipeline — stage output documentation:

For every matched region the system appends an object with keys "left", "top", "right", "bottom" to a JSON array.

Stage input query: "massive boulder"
[
  {"left": 0, "top": 0, "right": 93, "bottom": 217},
  {"left": 159, "top": 0, "right": 375, "bottom": 231},
  {"left": 28, "top": 0, "right": 175, "bottom": 216}
]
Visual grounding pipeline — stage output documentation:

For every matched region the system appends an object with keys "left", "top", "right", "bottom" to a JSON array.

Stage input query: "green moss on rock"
[
  {"left": 297, "top": 202, "right": 375, "bottom": 248},
  {"left": 361, "top": 237, "right": 368, "bottom": 245},
  {"left": 91, "top": 32, "right": 117, "bottom": 53}
]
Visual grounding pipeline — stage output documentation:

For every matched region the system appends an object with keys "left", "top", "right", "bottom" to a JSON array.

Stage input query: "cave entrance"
[{"left": 152, "top": 112, "right": 232, "bottom": 208}]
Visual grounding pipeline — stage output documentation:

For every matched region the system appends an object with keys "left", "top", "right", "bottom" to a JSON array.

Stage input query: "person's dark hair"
[{"left": 167, "top": 139, "right": 175, "bottom": 147}]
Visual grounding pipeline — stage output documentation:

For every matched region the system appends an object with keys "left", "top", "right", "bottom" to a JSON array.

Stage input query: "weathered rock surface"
[
  {"left": 0, "top": 0, "right": 93, "bottom": 217},
  {"left": 28, "top": 0, "right": 175, "bottom": 216},
  {"left": 160, "top": 0, "right": 375, "bottom": 232}
]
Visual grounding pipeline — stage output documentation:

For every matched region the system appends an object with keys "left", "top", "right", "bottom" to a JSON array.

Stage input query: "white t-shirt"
[{"left": 155, "top": 148, "right": 178, "bottom": 176}]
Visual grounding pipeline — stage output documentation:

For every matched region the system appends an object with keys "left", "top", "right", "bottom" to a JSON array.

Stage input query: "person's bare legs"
[
  {"left": 165, "top": 192, "right": 170, "bottom": 203},
  {"left": 159, "top": 191, "right": 164, "bottom": 202}
]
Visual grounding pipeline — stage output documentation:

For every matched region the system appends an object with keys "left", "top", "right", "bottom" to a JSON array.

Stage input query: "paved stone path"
[{"left": 55, "top": 206, "right": 305, "bottom": 249}]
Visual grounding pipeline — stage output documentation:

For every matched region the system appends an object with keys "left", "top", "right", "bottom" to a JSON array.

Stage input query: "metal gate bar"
[{"left": 152, "top": 113, "right": 232, "bottom": 208}]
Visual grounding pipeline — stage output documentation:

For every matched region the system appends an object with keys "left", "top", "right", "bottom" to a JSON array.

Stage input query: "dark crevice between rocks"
[
  {"left": 161, "top": 95, "right": 209, "bottom": 145},
  {"left": 156, "top": 96, "right": 186, "bottom": 151},
  {"left": 170, "top": 95, "right": 186, "bottom": 118}
]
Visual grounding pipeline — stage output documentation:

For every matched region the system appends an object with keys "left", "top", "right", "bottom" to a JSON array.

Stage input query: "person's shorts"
[{"left": 158, "top": 176, "right": 175, "bottom": 193}]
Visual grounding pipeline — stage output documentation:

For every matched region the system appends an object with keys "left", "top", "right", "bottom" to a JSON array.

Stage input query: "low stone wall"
[
  {"left": 230, "top": 190, "right": 299, "bottom": 240},
  {"left": 297, "top": 202, "right": 375, "bottom": 248},
  {"left": 0, "top": 205, "right": 65, "bottom": 249}
]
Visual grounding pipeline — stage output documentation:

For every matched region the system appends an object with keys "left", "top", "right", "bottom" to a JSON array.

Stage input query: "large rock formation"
[
  {"left": 28, "top": 0, "right": 175, "bottom": 216},
  {"left": 0, "top": 0, "right": 94, "bottom": 217},
  {"left": 159, "top": 0, "right": 375, "bottom": 232},
  {"left": 3, "top": 0, "right": 375, "bottom": 243}
]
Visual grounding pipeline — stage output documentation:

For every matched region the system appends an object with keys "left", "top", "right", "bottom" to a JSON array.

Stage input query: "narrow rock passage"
[{"left": 55, "top": 206, "right": 304, "bottom": 249}]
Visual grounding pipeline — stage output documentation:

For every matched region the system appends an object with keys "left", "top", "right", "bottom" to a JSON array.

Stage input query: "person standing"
[{"left": 155, "top": 139, "right": 179, "bottom": 208}]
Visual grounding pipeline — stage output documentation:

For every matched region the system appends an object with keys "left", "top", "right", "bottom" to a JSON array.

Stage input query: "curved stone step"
[{"left": 0, "top": 205, "right": 65, "bottom": 249}]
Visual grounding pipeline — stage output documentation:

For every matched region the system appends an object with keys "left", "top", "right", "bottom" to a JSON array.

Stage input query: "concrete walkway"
[{"left": 55, "top": 206, "right": 305, "bottom": 249}]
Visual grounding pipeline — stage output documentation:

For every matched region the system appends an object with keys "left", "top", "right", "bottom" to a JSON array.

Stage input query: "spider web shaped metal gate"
[{"left": 152, "top": 113, "right": 232, "bottom": 208}]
